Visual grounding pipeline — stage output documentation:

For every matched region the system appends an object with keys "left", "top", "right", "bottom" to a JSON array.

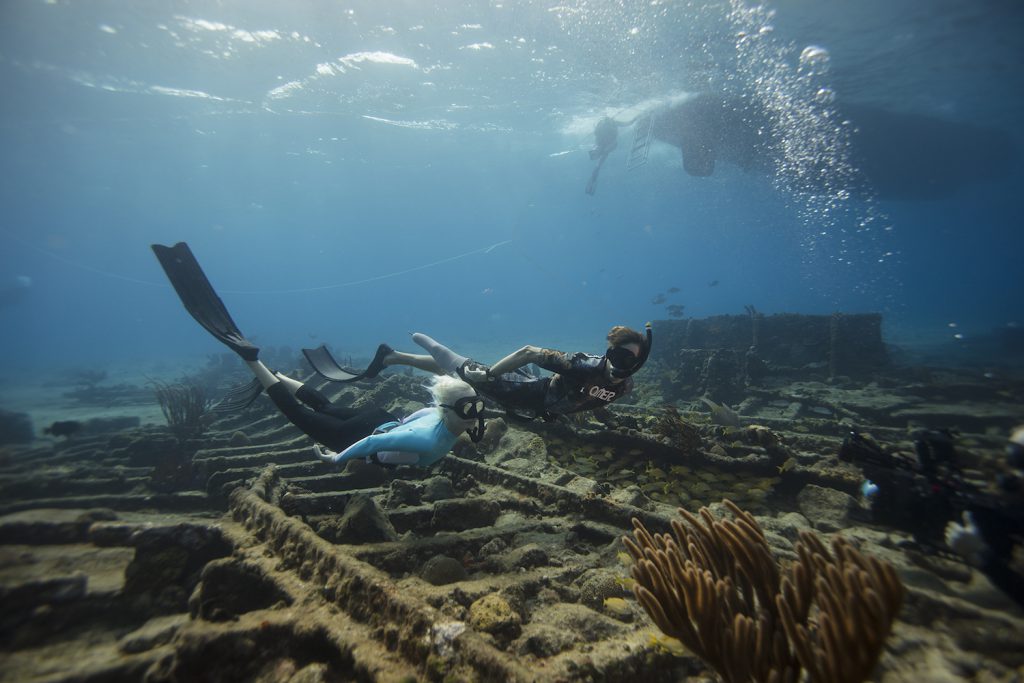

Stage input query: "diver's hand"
[
  {"left": 945, "top": 511, "right": 987, "bottom": 566},
  {"left": 462, "top": 366, "right": 491, "bottom": 383},
  {"left": 460, "top": 361, "right": 493, "bottom": 383},
  {"left": 313, "top": 443, "right": 340, "bottom": 463}
]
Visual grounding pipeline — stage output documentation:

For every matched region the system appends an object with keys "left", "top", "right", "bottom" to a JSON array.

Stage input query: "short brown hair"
[{"left": 607, "top": 325, "right": 644, "bottom": 348}]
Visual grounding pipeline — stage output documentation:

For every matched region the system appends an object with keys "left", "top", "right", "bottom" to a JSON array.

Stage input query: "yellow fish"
[
  {"left": 603, "top": 597, "right": 631, "bottom": 616},
  {"left": 648, "top": 633, "right": 687, "bottom": 657},
  {"left": 614, "top": 576, "right": 636, "bottom": 591},
  {"left": 777, "top": 457, "right": 797, "bottom": 474}
]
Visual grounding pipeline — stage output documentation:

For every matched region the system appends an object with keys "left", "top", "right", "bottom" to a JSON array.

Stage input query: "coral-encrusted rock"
[
  {"left": 385, "top": 479, "right": 421, "bottom": 508},
  {"left": 478, "top": 418, "right": 508, "bottom": 453},
  {"left": 289, "top": 663, "right": 333, "bottom": 683},
  {"left": 797, "top": 484, "right": 857, "bottom": 532},
  {"left": 420, "top": 554, "right": 468, "bottom": 585},
  {"left": 421, "top": 476, "right": 456, "bottom": 502},
  {"left": 760, "top": 511, "right": 813, "bottom": 543},
  {"left": 189, "top": 558, "right": 291, "bottom": 621},
  {"left": 320, "top": 494, "right": 398, "bottom": 544},
  {"left": 109, "top": 432, "right": 181, "bottom": 467},
  {"left": 514, "top": 624, "right": 573, "bottom": 657},
  {"left": 577, "top": 570, "right": 626, "bottom": 609},
  {"left": 608, "top": 485, "right": 650, "bottom": 509},
  {"left": 468, "top": 593, "right": 521, "bottom": 636},
  {"left": 496, "top": 543, "right": 549, "bottom": 572},
  {"left": 119, "top": 614, "right": 189, "bottom": 654},
  {"left": 123, "top": 523, "right": 231, "bottom": 614},
  {"left": 451, "top": 433, "right": 481, "bottom": 459},
  {"left": 478, "top": 537, "right": 508, "bottom": 558},
  {"left": 513, "top": 604, "right": 624, "bottom": 657},
  {"left": 488, "top": 432, "right": 547, "bottom": 466},
  {"left": 430, "top": 498, "right": 500, "bottom": 532},
  {"left": 338, "top": 459, "right": 388, "bottom": 488}
]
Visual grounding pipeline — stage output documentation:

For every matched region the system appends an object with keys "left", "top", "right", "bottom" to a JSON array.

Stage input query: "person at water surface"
[{"left": 589, "top": 93, "right": 1018, "bottom": 200}]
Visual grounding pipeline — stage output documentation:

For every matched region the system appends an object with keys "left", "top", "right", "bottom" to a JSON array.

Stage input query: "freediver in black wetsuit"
[{"left": 304, "top": 324, "right": 652, "bottom": 422}]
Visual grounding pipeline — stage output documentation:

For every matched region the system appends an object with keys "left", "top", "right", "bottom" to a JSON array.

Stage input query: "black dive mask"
[
  {"left": 442, "top": 395, "right": 486, "bottom": 443},
  {"left": 605, "top": 323, "right": 653, "bottom": 379},
  {"left": 442, "top": 396, "right": 485, "bottom": 419},
  {"left": 606, "top": 346, "right": 640, "bottom": 377}
]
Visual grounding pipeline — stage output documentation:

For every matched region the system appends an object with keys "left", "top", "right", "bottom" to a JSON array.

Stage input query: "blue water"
[{"left": 0, "top": 0, "right": 1021, "bottom": 378}]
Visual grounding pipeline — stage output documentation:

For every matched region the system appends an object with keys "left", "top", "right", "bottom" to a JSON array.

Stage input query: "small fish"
[
  {"left": 666, "top": 304, "right": 685, "bottom": 318},
  {"left": 699, "top": 397, "right": 741, "bottom": 427},
  {"left": 603, "top": 597, "right": 631, "bottom": 616},
  {"left": 648, "top": 633, "right": 687, "bottom": 657},
  {"left": 617, "top": 551, "right": 633, "bottom": 566},
  {"left": 667, "top": 286, "right": 680, "bottom": 293},
  {"left": 614, "top": 575, "right": 636, "bottom": 590},
  {"left": 481, "top": 287, "right": 493, "bottom": 295},
  {"left": 646, "top": 464, "right": 667, "bottom": 480},
  {"left": 651, "top": 293, "right": 667, "bottom": 304},
  {"left": 708, "top": 280, "right": 719, "bottom": 287},
  {"left": 777, "top": 457, "right": 797, "bottom": 474}
]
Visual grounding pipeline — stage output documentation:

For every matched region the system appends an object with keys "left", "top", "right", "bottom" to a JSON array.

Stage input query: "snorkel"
[
  {"left": 466, "top": 414, "right": 485, "bottom": 442},
  {"left": 607, "top": 322, "right": 653, "bottom": 379}
]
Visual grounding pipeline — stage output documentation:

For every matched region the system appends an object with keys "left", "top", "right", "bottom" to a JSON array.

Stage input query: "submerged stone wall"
[
  {"left": 647, "top": 313, "right": 889, "bottom": 401},
  {"left": 650, "top": 313, "right": 887, "bottom": 373}
]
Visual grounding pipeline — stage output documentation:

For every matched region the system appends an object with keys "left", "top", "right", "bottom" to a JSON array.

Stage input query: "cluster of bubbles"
[{"left": 724, "top": 0, "right": 899, "bottom": 309}]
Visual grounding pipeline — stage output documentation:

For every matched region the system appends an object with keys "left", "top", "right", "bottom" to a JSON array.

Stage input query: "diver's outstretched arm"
[
  {"left": 488, "top": 345, "right": 546, "bottom": 376},
  {"left": 413, "top": 333, "right": 548, "bottom": 379}
]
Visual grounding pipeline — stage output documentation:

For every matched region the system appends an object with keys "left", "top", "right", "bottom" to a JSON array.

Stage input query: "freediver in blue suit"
[
  {"left": 151, "top": 242, "right": 485, "bottom": 468},
  {"left": 314, "top": 376, "right": 484, "bottom": 467}
]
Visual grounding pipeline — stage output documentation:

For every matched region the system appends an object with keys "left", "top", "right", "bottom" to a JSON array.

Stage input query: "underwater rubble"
[{"left": 1, "top": 314, "right": 1023, "bottom": 682}]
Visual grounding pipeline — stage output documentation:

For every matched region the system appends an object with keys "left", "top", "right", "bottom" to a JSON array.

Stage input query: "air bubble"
[
  {"left": 814, "top": 87, "right": 835, "bottom": 104},
  {"left": 799, "top": 45, "right": 830, "bottom": 66}
]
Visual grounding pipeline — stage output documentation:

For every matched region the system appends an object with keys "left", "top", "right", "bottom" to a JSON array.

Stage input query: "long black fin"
[
  {"left": 302, "top": 344, "right": 365, "bottom": 382},
  {"left": 211, "top": 377, "right": 264, "bottom": 413},
  {"left": 151, "top": 242, "right": 259, "bottom": 361},
  {"left": 303, "top": 343, "right": 392, "bottom": 383}
]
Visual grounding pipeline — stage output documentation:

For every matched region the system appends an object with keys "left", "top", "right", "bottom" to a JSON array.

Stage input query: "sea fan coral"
[{"left": 622, "top": 499, "right": 903, "bottom": 683}]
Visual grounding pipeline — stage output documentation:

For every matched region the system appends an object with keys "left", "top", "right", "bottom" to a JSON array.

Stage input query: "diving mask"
[
  {"left": 441, "top": 395, "right": 485, "bottom": 419},
  {"left": 442, "top": 395, "right": 487, "bottom": 443},
  {"left": 606, "top": 345, "right": 640, "bottom": 373},
  {"left": 605, "top": 323, "right": 654, "bottom": 379}
]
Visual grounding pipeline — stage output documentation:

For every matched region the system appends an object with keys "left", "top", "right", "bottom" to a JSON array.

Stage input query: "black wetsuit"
[
  {"left": 591, "top": 118, "right": 618, "bottom": 160},
  {"left": 466, "top": 350, "right": 632, "bottom": 420},
  {"left": 267, "top": 383, "right": 396, "bottom": 453}
]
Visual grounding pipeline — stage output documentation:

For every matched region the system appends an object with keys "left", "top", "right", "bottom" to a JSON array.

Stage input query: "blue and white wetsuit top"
[{"left": 327, "top": 407, "right": 459, "bottom": 467}]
